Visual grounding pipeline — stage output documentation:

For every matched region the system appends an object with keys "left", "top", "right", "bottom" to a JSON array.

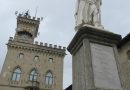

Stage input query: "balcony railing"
[{"left": 25, "top": 81, "right": 39, "bottom": 90}]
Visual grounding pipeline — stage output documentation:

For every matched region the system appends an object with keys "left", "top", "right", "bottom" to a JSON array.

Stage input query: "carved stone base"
[
  {"left": 67, "top": 26, "right": 123, "bottom": 90},
  {"left": 75, "top": 24, "right": 104, "bottom": 31}
]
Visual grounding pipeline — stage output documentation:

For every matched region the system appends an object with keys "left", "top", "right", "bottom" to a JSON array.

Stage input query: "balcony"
[
  {"left": 42, "top": 85, "right": 53, "bottom": 90},
  {"left": 25, "top": 81, "right": 39, "bottom": 90}
]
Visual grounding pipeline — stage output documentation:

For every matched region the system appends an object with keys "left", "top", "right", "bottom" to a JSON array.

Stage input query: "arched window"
[
  {"left": 29, "top": 69, "right": 38, "bottom": 81},
  {"left": 45, "top": 71, "right": 53, "bottom": 86},
  {"left": 19, "top": 53, "right": 24, "bottom": 59},
  {"left": 48, "top": 58, "right": 53, "bottom": 63},
  {"left": 34, "top": 55, "right": 39, "bottom": 62},
  {"left": 12, "top": 68, "right": 21, "bottom": 81}
]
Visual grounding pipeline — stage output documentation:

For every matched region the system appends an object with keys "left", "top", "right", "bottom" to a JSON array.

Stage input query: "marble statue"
[{"left": 75, "top": 0, "right": 103, "bottom": 30}]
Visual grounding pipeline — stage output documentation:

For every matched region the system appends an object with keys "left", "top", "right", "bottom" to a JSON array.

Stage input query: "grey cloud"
[{"left": 0, "top": 0, "right": 130, "bottom": 89}]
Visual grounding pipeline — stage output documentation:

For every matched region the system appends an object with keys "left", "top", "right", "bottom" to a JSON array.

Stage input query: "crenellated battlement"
[
  {"left": 18, "top": 13, "right": 41, "bottom": 22},
  {"left": 8, "top": 11, "right": 66, "bottom": 56},
  {"left": 9, "top": 37, "right": 13, "bottom": 41},
  {"left": 8, "top": 37, "right": 66, "bottom": 51},
  {"left": 0, "top": 11, "right": 66, "bottom": 90},
  {"left": 34, "top": 41, "right": 66, "bottom": 50},
  {"left": 14, "top": 11, "right": 42, "bottom": 41}
]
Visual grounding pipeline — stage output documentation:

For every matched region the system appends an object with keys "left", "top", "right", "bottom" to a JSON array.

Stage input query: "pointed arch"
[
  {"left": 11, "top": 67, "right": 22, "bottom": 81},
  {"left": 45, "top": 70, "right": 53, "bottom": 86},
  {"left": 29, "top": 68, "right": 38, "bottom": 81},
  {"left": 18, "top": 53, "right": 24, "bottom": 59}
]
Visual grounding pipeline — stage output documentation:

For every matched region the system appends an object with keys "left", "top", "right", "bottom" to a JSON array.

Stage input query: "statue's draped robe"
[{"left": 75, "top": 0, "right": 102, "bottom": 28}]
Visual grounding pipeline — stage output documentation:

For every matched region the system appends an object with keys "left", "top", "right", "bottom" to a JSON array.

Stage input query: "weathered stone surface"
[
  {"left": 90, "top": 43, "right": 122, "bottom": 89},
  {"left": 0, "top": 12, "right": 66, "bottom": 90},
  {"left": 75, "top": 0, "right": 103, "bottom": 30},
  {"left": 67, "top": 26, "right": 123, "bottom": 90}
]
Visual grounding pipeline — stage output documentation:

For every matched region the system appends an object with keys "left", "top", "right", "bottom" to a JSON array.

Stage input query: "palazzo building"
[{"left": 0, "top": 12, "right": 66, "bottom": 90}]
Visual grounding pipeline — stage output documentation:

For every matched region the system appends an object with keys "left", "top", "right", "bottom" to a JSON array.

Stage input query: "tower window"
[
  {"left": 12, "top": 68, "right": 21, "bottom": 81},
  {"left": 45, "top": 71, "right": 53, "bottom": 87},
  {"left": 29, "top": 69, "right": 38, "bottom": 81},
  {"left": 48, "top": 58, "right": 53, "bottom": 63},
  {"left": 19, "top": 53, "right": 24, "bottom": 59},
  {"left": 127, "top": 50, "right": 130, "bottom": 59},
  {"left": 34, "top": 56, "right": 39, "bottom": 62}
]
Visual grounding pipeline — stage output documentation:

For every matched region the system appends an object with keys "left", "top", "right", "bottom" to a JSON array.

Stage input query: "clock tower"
[
  {"left": 0, "top": 11, "right": 66, "bottom": 90},
  {"left": 14, "top": 11, "right": 40, "bottom": 44}
]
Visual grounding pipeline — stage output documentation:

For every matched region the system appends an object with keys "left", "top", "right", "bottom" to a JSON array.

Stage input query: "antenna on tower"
[{"left": 35, "top": 6, "right": 38, "bottom": 17}]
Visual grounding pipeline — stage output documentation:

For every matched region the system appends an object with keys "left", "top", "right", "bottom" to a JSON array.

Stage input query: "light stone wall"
[
  {"left": 0, "top": 41, "right": 65, "bottom": 90},
  {"left": 118, "top": 42, "right": 130, "bottom": 90}
]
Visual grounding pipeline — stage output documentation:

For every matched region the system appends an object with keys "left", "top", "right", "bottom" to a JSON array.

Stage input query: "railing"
[
  {"left": 44, "top": 85, "right": 52, "bottom": 89},
  {"left": 25, "top": 81, "right": 39, "bottom": 90}
]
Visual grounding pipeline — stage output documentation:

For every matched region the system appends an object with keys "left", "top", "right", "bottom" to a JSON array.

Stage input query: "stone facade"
[{"left": 0, "top": 12, "right": 66, "bottom": 90}]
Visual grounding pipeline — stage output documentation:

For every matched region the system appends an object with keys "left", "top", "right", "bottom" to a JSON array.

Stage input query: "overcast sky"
[{"left": 0, "top": 0, "right": 130, "bottom": 89}]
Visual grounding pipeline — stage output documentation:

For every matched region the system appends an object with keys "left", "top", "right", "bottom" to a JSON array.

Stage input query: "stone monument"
[
  {"left": 75, "top": 0, "right": 103, "bottom": 30},
  {"left": 68, "top": 0, "right": 123, "bottom": 90}
]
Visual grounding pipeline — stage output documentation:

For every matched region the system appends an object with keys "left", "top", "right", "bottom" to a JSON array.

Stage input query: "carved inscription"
[{"left": 90, "top": 43, "right": 122, "bottom": 89}]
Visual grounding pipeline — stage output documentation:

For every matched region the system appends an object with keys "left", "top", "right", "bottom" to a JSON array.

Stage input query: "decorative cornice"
[
  {"left": 17, "top": 14, "right": 40, "bottom": 25},
  {"left": 8, "top": 37, "right": 66, "bottom": 56},
  {"left": 118, "top": 33, "right": 130, "bottom": 48},
  {"left": 67, "top": 26, "right": 121, "bottom": 54}
]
